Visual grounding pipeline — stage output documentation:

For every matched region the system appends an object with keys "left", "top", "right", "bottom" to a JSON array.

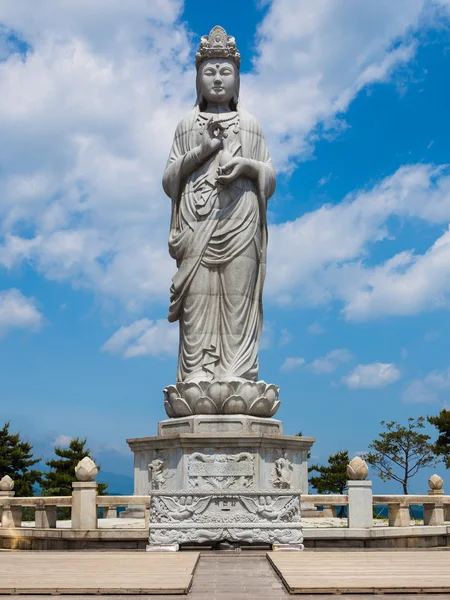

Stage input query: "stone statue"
[{"left": 162, "top": 26, "right": 279, "bottom": 419}]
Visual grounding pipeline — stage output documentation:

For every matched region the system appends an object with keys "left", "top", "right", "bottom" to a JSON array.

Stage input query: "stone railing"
[
  {"left": 302, "top": 460, "right": 450, "bottom": 528},
  {"left": 1, "top": 457, "right": 449, "bottom": 531},
  {"left": 0, "top": 460, "right": 150, "bottom": 530}
]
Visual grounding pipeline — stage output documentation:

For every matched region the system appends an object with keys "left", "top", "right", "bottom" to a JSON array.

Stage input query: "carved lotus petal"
[
  {"left": 207, "top": 381, "right": 233, "bottom": 406},
  {"left": 429, "top": 474, "right": 444, "bottom": 490},
  {"left": 346, "top": 456, "right": 368, "bottom": 480},
  {"left": 257, "top": 381, "right": 267, "bottom": 396},
  {"left": 268, "top": 400, "right": 281, "bottom": 417},
  {"left": 165, "top": 385, "right": 179, "bottom": 404},
  {"left": 0, "top": 475, "right": 14, "bottom": 491},
  {"left": 248, "top": 396, "right": 271, "bottom": 417},
  {"left": 176, "top": 382, "right": 186, "bottom": 396},
  {"left": 164, "top": 399, "right": 175, "bottom": 418},
  {"left": 75, "top": 456, "right": 98, "bottom": 482},
  {"left": 237, "top": 381, "right": 260, "bottom": 404},
  {"left": 264, "top": 384, "right": 279, "bottom": 404},
  {"left": 183, "top": 382, "right": 203, "bottom": 407},
  {"left": 222, "top": 395, "right": 247, "bottom": 414},
  {"left": 171, "top": 396, "right": 193, "bottom": 417},
  {"left": 197, "top": 380, "right": 211, "bottom": 395},
  {"left": 195, "top": 396, "right": 219, "bottom": 415}
]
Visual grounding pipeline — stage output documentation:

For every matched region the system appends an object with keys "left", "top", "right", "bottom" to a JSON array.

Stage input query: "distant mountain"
[{"left": 97, "top": 470, "right": 134, "bottom": 495}]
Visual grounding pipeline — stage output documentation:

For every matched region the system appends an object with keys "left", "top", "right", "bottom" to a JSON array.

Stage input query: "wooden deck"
[
  {"left": 267, "top": 549, "right": 450, "bottom": 594},
  {"left": 0, "top": 551, "right": 200, "bottom": 595}
]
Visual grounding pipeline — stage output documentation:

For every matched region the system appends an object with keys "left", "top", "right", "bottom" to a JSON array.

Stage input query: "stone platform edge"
[{"left": 1, "top": 525, "right": 449, "bottom": 550}]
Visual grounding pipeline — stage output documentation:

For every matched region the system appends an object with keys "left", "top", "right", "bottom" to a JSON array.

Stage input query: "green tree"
[
  {"left": 428, "top": 409, "right": 450, "bottom": 468},
  {"left": 41, "top": 437, "right": 108, "bottom": 497},
  {"left": 364, "top": 417, "right": 435, "bottom": 494},
  {"left": 0, "top": 421, "right": 42, "bottom": 496},
  {"left": 309, "top": 450, "right": 349, "bottom": 494}
]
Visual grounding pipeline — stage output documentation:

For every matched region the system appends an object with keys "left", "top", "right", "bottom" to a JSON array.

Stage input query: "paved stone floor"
[{"left": 1, "top": 552, "right": 450, "bottom": 599}]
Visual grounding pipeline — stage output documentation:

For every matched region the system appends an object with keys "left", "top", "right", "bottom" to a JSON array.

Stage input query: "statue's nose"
[{"left": 214, "top": 75, "right": 222, "bottom": 85}]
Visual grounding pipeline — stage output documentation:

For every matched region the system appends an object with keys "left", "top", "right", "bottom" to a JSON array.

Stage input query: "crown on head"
[{"left": 195, "top": 26, "right": 241, "bottom": 69}]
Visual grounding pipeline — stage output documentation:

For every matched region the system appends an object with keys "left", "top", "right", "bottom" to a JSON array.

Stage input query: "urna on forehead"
[{"left": 195, "top": 25, "right": 241, "bottom": 70}]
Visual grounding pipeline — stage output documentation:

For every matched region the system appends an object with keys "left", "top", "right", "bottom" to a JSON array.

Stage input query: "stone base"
[
  {"left": 148, "top": 490, "right": 303, "bottom": 548},
  {"left": 158, "top": 415, "right": 283, "bottom": 436},
  {"left": 127, "top": 419, "right": 315, "bottom": 549}
]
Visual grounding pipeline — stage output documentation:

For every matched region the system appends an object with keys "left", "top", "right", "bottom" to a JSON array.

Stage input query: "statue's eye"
[
  {"left": 221, "top": 69, "right": 232, "bottom": 75},
  {"left": 204, "top": 69, "right": 215, "bottom": 76}
]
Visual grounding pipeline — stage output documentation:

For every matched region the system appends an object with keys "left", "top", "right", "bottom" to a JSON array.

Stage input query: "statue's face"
[{"left": 199, "top": 59, "right": 236, "bottom": 106}]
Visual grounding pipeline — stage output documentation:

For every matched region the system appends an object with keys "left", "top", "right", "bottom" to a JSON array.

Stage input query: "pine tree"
[
  {"left": 309, "top": 450, "right": 349, "bottom": 494},
  {"left": 41, "top": 437, "right": 108, "bottom": 497},
  {"left": 0, "top": 421, "right": 42, "bottom": 496},
  {"left": 364, "top": 417, "right": 435, "bottom": 494},
  {"left": 428, "top": 409, "right": 450, "bottom": 468}
]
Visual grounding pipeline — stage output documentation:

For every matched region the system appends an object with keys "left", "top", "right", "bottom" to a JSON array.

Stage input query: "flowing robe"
[{"left": 163, "top": 106, "right": 276, "bottom": 383}]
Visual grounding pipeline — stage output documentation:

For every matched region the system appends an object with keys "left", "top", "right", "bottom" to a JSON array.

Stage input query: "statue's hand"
[
  {"left": 217, "top": 158, "right": 258, "bottom": 185},
  {"left": 198, "top": 117, "right": 224, "bottom": 160}
]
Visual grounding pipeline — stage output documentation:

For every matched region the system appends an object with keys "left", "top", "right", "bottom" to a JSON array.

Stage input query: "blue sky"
[{"left": 1, "top": 0, "right": 450, "bottom": 494}]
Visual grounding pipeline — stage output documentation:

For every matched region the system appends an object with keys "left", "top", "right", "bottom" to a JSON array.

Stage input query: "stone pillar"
[
  {"left": 35, "top": 501, "right": 57, "bottom": 528},
  {"left": 72, "top": 482, "right": 98, "bottom": 529},
  {"left": 346, "top": 456, "right": 372, "bottom": 529},
  {"left": 388, "top": 502, "right": 410, "bottom": 527},
  {"left": 423, "top": 474, "right": 445, "bottom": 526},
  {"left": 347, "top": 480, "right": 372, "bottom": 528},
  {"left": 71, "top": 456, "right": 99, "bottom": 530}
]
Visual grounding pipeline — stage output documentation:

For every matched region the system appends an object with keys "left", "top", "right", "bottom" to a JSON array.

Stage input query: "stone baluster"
[
  {"left": 388, "top": 502, "right": 410, "bottom": 527},
  {"left": 321, "top": 504, "right": 337, "bottom": 518},
  {"left": 72, "top": 457, "right": 98, "bottom": 530},
  {"left": 35, "top": 500, "right": 57, "bottom": 529},
  {"left": 423, "top": 474, "right": 445, "bottom": 526},
  {"left": 0, "top": 475, "right": 21, "bottom": 528},
  {"left": 103, "top": 506, "right": 117, "bottom": 519},
  {"left": 346, "top": 457, "right": 372, "bottom": 528}
]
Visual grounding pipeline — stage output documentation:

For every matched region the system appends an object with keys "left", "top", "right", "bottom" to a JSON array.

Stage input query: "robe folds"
[{"left": 163, "top": 106, "right": 276, "bottom": 383}]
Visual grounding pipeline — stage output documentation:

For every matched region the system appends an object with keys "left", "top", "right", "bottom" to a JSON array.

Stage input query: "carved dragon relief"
[{"left": 150, "top": 492, "right": 299, "bottom": 524}]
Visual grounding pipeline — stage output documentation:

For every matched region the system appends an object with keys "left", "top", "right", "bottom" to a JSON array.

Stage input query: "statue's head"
[{"left": 195, "top": 26, "right": 241, "bottom": 110}]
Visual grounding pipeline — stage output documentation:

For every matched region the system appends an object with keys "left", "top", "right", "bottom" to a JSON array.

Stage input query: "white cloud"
[
  {"left": 402, "top": 368, "right": 450, "bottom": 404},
  {"left": 310, "top": 348, "right": 353, "bottom": 374},
  {"left": 280, "top": 357, "right": 305, "bottom": 372},
  {"left": 244, "top": 0, "right": 435, "bottom": 170},
  {"left": 53, "top": 435, "right": 73, "bottom": 447},
  {"left": 0, "top": 288, "right": 44, "bottom": 338},
  {"left": 101, "top": 318, "right": 177, "bottom": 358},
  {"left": 307, "top": 322, "right": 326, "bottom": 335},
  {"left": 342, "top": 362, "right": 401, "bottom": 389},
  {"left": 267, "top": 164, "right": 450, "bottom": 320},
  {"left": 278, "top": 328, "right": 293, "bottom": 347}
]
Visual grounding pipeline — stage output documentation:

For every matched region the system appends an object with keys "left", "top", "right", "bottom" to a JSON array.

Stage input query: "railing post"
[
  {"left": 346, "top": 456, "right": 372, "bottom": 528},
  {"left": 71, "top": 457, "right": 99, "bottom": 530},
  {"left": 424, "top": 474, "right": 445, "bottom": 526},
  {"left": 347, "top": 481, "right": 372, "bottom": 528},
  {"left": 0, "top": 476, "right": 21, "bottom": 528}
]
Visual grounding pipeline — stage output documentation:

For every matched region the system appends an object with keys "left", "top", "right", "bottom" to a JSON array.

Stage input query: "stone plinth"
[
  {"left": 158, "top": 415, "right": 283, "bottom": 436},
  {"left": 127, "top": 424, "right": 314, "bottom": 549}
]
